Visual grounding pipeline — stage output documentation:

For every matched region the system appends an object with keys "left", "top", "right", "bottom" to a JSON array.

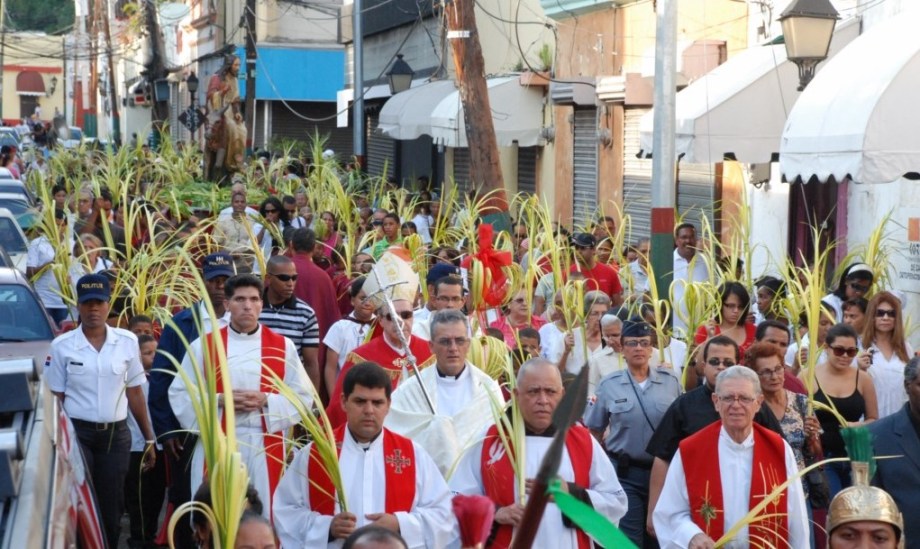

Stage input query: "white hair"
[
  {"left": 600, "top": 312, "right": 622, "bottom": 328},
  {"left": 714, "top": 365, "right": 762, "bottom": 396}
]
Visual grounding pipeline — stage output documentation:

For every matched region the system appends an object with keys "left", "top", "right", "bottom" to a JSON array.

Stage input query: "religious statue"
[{"left": 205, "top": 54, "right": 247, "bottom": 181}]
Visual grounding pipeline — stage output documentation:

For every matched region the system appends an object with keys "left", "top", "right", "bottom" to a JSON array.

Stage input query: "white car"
[{"left": 0, "top": 208, "right": 28, "bottom": 274}]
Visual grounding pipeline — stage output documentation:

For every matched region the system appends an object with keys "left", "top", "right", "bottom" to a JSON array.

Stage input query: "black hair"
[
  {"left": 518, "top": 327, "right": 540, "bottom": 342},
  {"left": 703, "top": 334, "right": 740, "bottom": 362},
  {"left": 260, "top": 196, "right": 287, "bottom": 223},
  {"left": 238, "top": 509, "right": 272, "bottom": 529},
  {"left": 342, "top": 362, "right": 392, "bottom": 400},
  {"left": 717, "top": 281, "right": 751, "bottom": 326},
  {"left": 224, "top": 274, "right": 264, "bottom": 299},
  {"left": 52, "top": 183, "right": 66, "bottom": 195},
  {"left": 674, "top": 222, "right": 696, "bottom": 238},
  {"left": 485, "top": 327, "right": 505, "bottom": 341},
  {"left": 343, "top": 525, "right": 409, "bottom": 549},
  {"left": 137, "top": 334, "right": 156, "bottom": 346},
  {"left": 192, "top": 481, "right": 264, "bottom": 530},
  {"left": 54, "top": 208, "right": 67, "bottom": 222},
  {"left": 842, "top": 297, "right": 869, "bottom": 314},
  {"left": 290, "top": 228, "right": 317, "bottom": 253},
  {"left": 282, "top": 195, "right": 296, "bottom": 206},
  {"left": 825, "top": 323, "right": 859, "bottom": 347},
  {"left": 383, "top": 212, "right": 400, "bottom": 225},
  {"left": 756, "top": 275, "right": 784, "bottom": 296},
  {"left": 434, "top": 274, "right": 464, "bottom": 295},
  {"left": 831, "top": 263, "right": 875, "bottom": 299},
  {"left": 349, "top": 277, "right": 366, "bottom": 298},
  {"left": 798, "top": 301, "right": 835, "bottom": 328},
  {"left": 755, "top": 319, "right": 791, "bottom": 342},
  {"left": 98, "top": 187, "right": 113, "bottom": 202},
  {"left": 401, "top": 221, "right": 417, "bottom": 232},
  {"left": 129, "top": 314, "right": 153, "bottom": 328}
]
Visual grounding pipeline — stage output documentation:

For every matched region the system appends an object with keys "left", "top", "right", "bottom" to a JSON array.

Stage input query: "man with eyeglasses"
[
  {"left": 386, "top": 309, "right": 503, "bottom": 476},
  {"left": 412, "top": 265, "right": 462, "bottom": 341},
  {"left": 644, "top": 335, "right": 783, "bottom": 541},
  {"left": 450, "top": 357, "right": 627, "bottom": 549},
  {"left": 584, "top": 319, "right": 681, "bottom": 549},
  {"left": 325, "top": 283, "right": 435, "bottom": 428},
  {"left": 258, "top": 255, "right": 321, "bottom": 389},
  {"left": 653, "top": 366, "right": 809, "bottom": 549},
  {"left": 169, "top": 274, "right": 314, "bottom": 521}
]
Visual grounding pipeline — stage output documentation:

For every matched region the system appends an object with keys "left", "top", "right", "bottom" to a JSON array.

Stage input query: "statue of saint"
[{"left": 205, "top": 54, "right": 247, "bottom": 180}]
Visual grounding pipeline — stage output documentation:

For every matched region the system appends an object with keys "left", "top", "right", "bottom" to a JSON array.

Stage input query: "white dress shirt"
[{"left": 671, "top": 249, "right": 710, "bottom": 337}]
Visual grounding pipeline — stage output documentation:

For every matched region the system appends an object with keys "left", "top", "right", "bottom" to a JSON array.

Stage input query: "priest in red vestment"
[
  {"left": 653, "top": 366, "right": 809, "bottom": 549},
  {"left": 273, "top": 362, "right": 456, "bottom": 548},
  {"left": 450, "top": 358, "right": 627, "bottom": 548}
]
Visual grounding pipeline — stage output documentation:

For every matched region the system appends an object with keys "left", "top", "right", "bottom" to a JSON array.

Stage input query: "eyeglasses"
[
  {"left": 384, "top": 311, "right": 414, "bottom": 321},
  {"left": 270, "top": 273, "right": 298, "bottom": 282},
  {"left": 829, "top": 345, "right": 859, "bottom": 358},
  {"left": 875, "top": 308, "right": 897, "bottom": 318},
  {"left": 716, "top": 394, "right": 757, "bottom": 406},
  {"left": 757, "top": 366, "right": 785, "bottom": 379},
  {"left": 434, "top": 337, "right": 470, "bottom": 348},
  {"left": 848, "top": 282, "right": 870, "bottom": 293},
  {"left": 263, "top": 208, "right": 278, "bottom": 214},
  {"left": 706, "top": 357, "right": 736, "bottom": 367},
  {"left": 623, "top": 339, "right": 652, "bottom": 348}
]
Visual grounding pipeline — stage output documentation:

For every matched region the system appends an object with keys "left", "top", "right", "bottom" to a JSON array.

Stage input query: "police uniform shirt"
[
  {"left": 584, "top": 367, "right": 682, "bottom": 463},
  {"left": 47, "top": 326, "right": 145, "bottom": 423}
]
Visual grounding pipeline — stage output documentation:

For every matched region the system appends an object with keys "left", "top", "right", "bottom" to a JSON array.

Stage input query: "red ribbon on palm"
[{"left": 461, "top": 223, "right": 512, "bottom": 309}]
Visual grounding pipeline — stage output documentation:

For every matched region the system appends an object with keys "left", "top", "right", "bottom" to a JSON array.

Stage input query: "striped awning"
[{"left": 16, "top": 71, "right": 45, "bottom": 96}]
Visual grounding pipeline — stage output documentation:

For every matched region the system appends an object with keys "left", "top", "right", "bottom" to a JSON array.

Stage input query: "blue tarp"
[{"left": 235, "top": 46, "right": 344, "bottom": 102}]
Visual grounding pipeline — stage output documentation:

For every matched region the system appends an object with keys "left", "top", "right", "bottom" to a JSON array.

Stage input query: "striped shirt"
[{"left": 259, "top": 295, "right": 319, "bottom": 352}]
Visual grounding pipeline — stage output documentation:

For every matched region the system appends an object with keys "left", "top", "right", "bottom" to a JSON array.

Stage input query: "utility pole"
[
  {"left": 244, "top": 0, "right": 256, "bottom": 154},
  {"left": 86, "top": 0, "right": 98, "bottom": 138},
  {"left": 444, "top": 0, "right": 510, "bottom": 231},
  {"left": 650, "top": 0, "right": 678, "bottom": 297},
  {"left": 352, "top": 0, "right": 365, "bottom": 169},
  {"left": 143, "top": 0, "right": 169, "bottom": 141},
  {"left": 0, "top": 0, "right": 6, "bottom": 121},
  {"left": 101, "top": 0, "right": 120, "bottom": 144}
]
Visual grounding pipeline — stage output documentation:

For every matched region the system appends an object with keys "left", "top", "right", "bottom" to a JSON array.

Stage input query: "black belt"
[
  {"left": 71, "top": 418, "right": 127, "bottom": 431},
  {"left": 607, "top": 451, "right": 653, "bottom": 470}
]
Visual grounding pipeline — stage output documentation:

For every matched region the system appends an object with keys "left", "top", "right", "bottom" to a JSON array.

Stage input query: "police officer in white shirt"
[{"left": 46, "top": 274, "right": 156, "bottom": 549}]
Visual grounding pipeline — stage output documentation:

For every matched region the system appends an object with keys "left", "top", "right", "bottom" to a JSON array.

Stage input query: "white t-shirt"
[
  {"left": 27, "top": 235, "right": 66, "bottom": 309},
  {"left": 323, "top": 314, "right": 374, "bottom": 371},
  {"left": 412, "top": 213, "right": 434, "bottom": 244}
]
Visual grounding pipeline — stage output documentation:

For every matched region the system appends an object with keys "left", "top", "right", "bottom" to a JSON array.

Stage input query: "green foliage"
[{"left": 6, "top": 0, "right": 74, "bottom": 33}]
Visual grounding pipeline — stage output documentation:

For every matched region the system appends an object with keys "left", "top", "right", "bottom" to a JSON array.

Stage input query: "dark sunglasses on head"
[
  {"left": 384, "top": 311, "right": 414, "bottom": 321},
  {"left": 875, "top": 309, "right": 897, "bottom": 318},
  {"left": 829, "top": 345, "right": 859, "bottom": 358},
  {"left": 706, "top": 357, "right": 736, "bottom": 367},
  {"left": 270, "top": 273, "right": 298, "bottom": 282}
]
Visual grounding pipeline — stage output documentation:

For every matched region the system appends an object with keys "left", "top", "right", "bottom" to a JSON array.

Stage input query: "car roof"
[{"left": 0, "top": 266, "right": 29, "bottom": 284}]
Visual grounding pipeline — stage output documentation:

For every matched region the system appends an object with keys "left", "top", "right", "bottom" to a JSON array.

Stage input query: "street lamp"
[
  {"left": 387, "top": 54, "right": 414, "bottom": 95},
  {"left": 187, "top": 71, "right": 199, "bottom": 145},
  {"left": 778, "top": 0, "right": 839, "bottom": 91}
]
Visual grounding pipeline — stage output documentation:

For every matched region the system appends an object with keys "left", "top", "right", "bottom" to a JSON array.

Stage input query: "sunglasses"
[
  {"left": 372, "top": 220, "right": 383, "bottom": 226},
  {"left": 384, "top": 311, "right": 414, "bottom": 321},
  {"left": 263, "top": 208, "right": 278, "bottom": 214},
  {"left": 270, "top": 273, "right": 298, "bottom": 282},
  {"left": 875, "top": 309, "right": 897, "bottom": 318},
  {"left": 829, "top": 345, "right": 859, "bottom": 358},
  {"left": 847, "top": 282, "right": 870, "bottom": 293},
  {"left": 706, "top": 357, "right": 736, "bottom": 367}
]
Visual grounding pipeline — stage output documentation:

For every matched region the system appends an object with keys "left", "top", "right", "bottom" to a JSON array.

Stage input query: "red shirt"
[
  {"left": 489, "top": 315, "right": 547, "bottom": 349},
  {"left": 570, "top": 261, "right": 622, "bottom": 298},
  {"left": 694, "top": 323, "right": 758, "bottom": 363}
]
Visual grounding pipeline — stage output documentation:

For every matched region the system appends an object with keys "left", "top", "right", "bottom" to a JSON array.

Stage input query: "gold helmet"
[{"left": 826, "top": 428, "right": 904, "bottom": 547}]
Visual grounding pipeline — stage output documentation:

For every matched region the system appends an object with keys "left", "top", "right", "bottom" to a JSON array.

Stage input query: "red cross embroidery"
[{"left": 385, "top": 449, "right": 411, "bottom": 474}]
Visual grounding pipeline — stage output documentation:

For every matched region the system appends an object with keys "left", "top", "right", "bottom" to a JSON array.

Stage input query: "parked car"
[
  {"left": 0, "top": 267, "right": 56, "bottom": 363},
  {"left": 0, "top": 194, "right": 37, "bottom": 232},
  {"left": 0, "top": 209, "right": 28, "bottom": 274},
  {"left": 0, "top": 128, "right": 21, "bottom": 148},
  {"left": 0, "top": 180, "right": 36, "bottom": 207},
  {"left": 57, "top": 127, "right": 84, "bottom": 150}
]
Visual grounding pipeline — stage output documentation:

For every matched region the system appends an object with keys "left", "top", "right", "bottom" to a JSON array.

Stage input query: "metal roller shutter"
[
  {"left": 452, "top": 148, "right": 470, "bottom": 193},
  {"left": 623, "top": 108, "right": 653, "bottom": 243},
  {"left": 677, "top": 163, "right": 715, "bottom": 234},
  {"left": 572, "top": 108, "right": 598, "bottom": 228},
  {"left": 517, "top": 146, "right": 537, "bottom": 195},
  {"left": 367, "top": 113, "right": 395, "bottom": 178},
  {"left": 270, "top": 102, "right": 353, "bottom": 157}
]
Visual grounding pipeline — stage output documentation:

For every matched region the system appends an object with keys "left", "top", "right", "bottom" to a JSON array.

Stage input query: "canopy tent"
[
  {"left": 780, "top": 10, "right": 920, "bottom": 184},
  {"left": 638, "top": 18, "right": 859, "bottom": 164}
]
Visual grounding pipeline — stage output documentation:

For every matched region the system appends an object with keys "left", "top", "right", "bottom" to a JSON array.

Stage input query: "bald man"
[
  {"left": 259, "top": 255, "right": 321, "bottom": 388},
  {"left": 450, "top": 358, "right": 627, "bottom": 548}
]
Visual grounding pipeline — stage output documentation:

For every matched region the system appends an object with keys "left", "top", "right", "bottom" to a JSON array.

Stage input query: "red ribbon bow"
[{"left": 461, "top": 223, "right": 512, "bottom": 309}]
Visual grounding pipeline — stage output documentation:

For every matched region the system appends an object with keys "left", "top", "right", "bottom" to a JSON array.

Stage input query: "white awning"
[
  {"left": 378, "top": 80, "right": 457, "bottom": 140},
  {"left": 430, "top": 76, "right": 545, "bottom": 147},
  {"left": 639, "top": 18, "right": 859, "bottom": 164},
  {"left": 780, "top": 11, "right": 920, "bottom": 184}
]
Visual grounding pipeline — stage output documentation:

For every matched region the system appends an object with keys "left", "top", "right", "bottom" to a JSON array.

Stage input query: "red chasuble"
[
  {"left": 680, "top": 421, "right": 788, "bottom": 547},
  {"left": 206, "top": 326, "right": 287, "bottom": 513},
  {"left": 480, "top": 424, "right": 594, "bottom": 549},
  {"left": 307, "top": 425, "right": 417, "bottom": 515}
]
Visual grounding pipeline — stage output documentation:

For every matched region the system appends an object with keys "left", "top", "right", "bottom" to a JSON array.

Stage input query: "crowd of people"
[{"left": 13, "top": 146, "right": 917, "bottom": 549}]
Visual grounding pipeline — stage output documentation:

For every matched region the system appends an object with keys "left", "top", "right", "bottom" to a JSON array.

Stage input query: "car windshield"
[
  {"left": 0, "top": 198, "right": 30, "bottom": 216},
  {"left": 0, "top": 284, "right": 54, "bottom": 341},
  {"left": 0, "top": 134, "right": 18, "bottom": 148},
  {"left": 0, "top": 218, "right": 26, "bottom": 253}
]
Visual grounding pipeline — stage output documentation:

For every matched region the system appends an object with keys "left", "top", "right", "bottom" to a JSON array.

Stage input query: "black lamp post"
[
  {"left": 778, "top": 0, "right": 839, "bottom": 91},
  {"left": 187, "top": 71, "right": 199, "bottom": 145},
  {"left": 387, "top": 54, "right": 414, "bottom": 95}
]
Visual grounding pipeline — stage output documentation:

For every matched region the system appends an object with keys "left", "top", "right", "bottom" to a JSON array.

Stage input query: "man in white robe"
[
  {"left": 653, "top": 366, "right": 809, "bottom": 549},
  {"left": 168, "top": 274, "right": 313, "bottom": 520},
  {"left": 450, "top": 358, "right": 628, "bottom": 548},
  {"left": 273, "top": 362, "right": 457, "bottom": 548},
  {"left": 386, "top": 309, "right": 503, "bottom": 476}
]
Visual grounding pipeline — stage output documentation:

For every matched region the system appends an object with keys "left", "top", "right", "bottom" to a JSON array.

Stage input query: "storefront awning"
[
  {"left": 378, "top": 80, "right": 458, "bottom": 141},
  {"left": 16, "top": 71, "right": 45, "bottom": 96},
  {"left": 430, "top": 76, "right": 545, "bottom": 147},
  {"left": 639, "top": 18, "right": 859, "bottom": 164},
  {"left": 780, "top": 12, "right": 920, "bottom": 184}
]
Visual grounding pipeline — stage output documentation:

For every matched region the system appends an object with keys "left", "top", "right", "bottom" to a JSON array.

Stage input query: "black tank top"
[{"left": 814, "top": 370, "right": 866, "bottom": 455}]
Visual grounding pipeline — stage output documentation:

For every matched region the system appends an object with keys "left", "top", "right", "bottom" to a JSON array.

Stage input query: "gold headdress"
[
  {"left": 362, "top": 249, "right": 419, "bottom": 310},
  {"left": 826, "top": 427, "right": 903, "bottom": 546}
]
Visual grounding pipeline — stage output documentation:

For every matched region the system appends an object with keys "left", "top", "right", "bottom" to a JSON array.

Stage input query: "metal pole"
[
  {"left": 650, "top": 0, "right": 678, "bottom": 304},
  {"left": 352, "top": 0, "right": 365, "bottom": 170},
  {"left": 0, "top": 0, "right": 6, "bottom": 121}
]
